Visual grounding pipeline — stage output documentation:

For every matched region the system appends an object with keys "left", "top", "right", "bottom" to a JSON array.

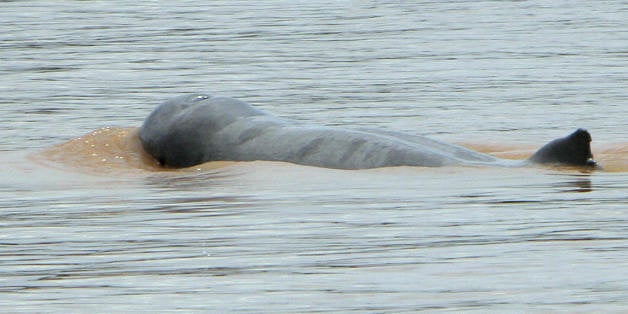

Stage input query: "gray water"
[{"left": 1, "top": 1, "right": 627, "bottom": 312}]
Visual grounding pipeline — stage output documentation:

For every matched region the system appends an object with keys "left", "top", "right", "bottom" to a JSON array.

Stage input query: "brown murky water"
[{"left": 1, "top": 1, "right": 626, "bottom": 312}]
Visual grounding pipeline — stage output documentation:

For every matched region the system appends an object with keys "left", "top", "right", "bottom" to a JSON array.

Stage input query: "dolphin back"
[{"left": 139, "top": 94, "right": 599, "bottom": 170}]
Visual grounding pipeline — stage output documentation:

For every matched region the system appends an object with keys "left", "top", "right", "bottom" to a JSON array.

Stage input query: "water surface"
[{"left": 1, "top": 1, "right": 627, "bottom": 312}]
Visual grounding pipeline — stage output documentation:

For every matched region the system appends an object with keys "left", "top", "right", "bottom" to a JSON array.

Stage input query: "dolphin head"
[
  {"left": 138, "top": 94, "right": 214, "bottom": 167},
  {"left": 138, "top": 93, "right": 267, "bottom": 167}
]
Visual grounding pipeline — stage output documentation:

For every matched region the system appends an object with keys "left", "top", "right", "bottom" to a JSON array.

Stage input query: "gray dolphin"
[{"left": 139, "top": 94, "right": 598, "bottom": 169}]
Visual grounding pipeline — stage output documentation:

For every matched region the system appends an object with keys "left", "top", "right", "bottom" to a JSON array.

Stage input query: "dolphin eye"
[{"left": 195, "top": 95, "right": 209, "bottom": 101}]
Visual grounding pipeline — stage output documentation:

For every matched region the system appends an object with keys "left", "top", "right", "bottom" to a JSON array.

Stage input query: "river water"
[{"left": 1, "top": 1, "right": 627, "bottom": 312}]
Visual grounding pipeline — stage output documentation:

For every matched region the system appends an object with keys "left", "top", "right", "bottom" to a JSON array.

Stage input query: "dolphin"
[{"left": 139, "top": 94, "right": 598, "bottom": 170}]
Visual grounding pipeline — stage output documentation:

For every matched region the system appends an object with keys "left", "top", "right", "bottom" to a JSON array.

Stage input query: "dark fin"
[{"left": 528, "top": 129, "right": 598, "bottom": 167}]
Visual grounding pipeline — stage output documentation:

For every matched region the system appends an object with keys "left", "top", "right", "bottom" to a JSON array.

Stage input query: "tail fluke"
[{"left": 529, "top": 129, "right": 598, "bottom": 168}]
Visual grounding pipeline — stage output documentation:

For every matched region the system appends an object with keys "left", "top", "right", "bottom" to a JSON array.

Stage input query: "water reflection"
[
  {"left": 143, "top": 169, "right": 233, "bottom": 190},
  {"left": 552, "top": 174, "right": 593, "bottom": 193}
]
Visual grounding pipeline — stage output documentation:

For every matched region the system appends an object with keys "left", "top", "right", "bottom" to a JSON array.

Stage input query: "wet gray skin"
[{"left": 139, "top": 94, "right": 598, "bottom": 170}]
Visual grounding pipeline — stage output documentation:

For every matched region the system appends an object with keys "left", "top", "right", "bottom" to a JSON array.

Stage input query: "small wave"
[
  {"left": 34, "top": 127, "right": 238, "bottom": 176},
  {"left": 35, "top": 127, "right": 159, "bottom": 174},
  {"left": 593, "top": 143, "right": 628, "bottom": 172}
]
